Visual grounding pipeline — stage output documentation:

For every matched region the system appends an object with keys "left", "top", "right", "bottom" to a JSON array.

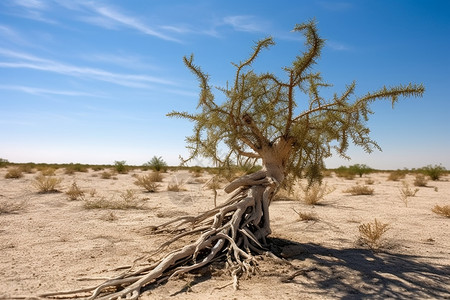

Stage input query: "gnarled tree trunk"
[{"left": 41, "top": 151, "right": 288, "bottom": 300}]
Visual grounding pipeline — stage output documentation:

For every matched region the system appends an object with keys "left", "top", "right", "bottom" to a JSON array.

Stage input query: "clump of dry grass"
[
  {"left": 134, "top": 173, "right": 162, "bottom": 192},
  {"left": 167, "top": 177, "right": 185, "bottom": 192},
  {"left": 358, "top": 219, "right": 389, "bottom": 250},
  {"left": 387, "top": 170, "right": 406, "bottom": 181},
  {"left": 344, "top": 184, "right": 374, "bottom": 195},
  {"left": 32, "top": 175, "right": 62, "bottom": 193},
  {"left": 66, "top": 182, "right": 85, "bottom": 201},
  {"left": 365, "top": 178, "right": 375, "bottom": 185},
  {"left": 40, "top": 168, "right": 56, "bottom": 176},
  {"left": 292, "top": 208, "right": 318, "bottom": 222},
  {"left": 4, "top": 167, "right": 23, "bottom": 179},
  {"left": 399, "top": 181, "right": 419, "bottom": 207},
  {"left": 84, "top": 190, "right": 143, "bottom": 210},
  {"left": 413, "top": 174, "right": 428, "bottom": 187},
  {"left": 300, "top": 182, "right": 335, "bottom": 205},
  {"left": 431, "top": 205, "right": 450, "bottom": 218},
  {"left": 101, "top": 171, "right": 113, "bottom": 179}
]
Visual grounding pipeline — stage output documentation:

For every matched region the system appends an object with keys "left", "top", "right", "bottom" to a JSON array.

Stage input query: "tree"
[
  {"left": 144, "top": 156, "right": 168, "bottom": 172},
  {"left": 41, "top": 20, "right": 424, "bottom": 300},
  {"left": 349, "top": 164, "right": 373, "bottom": 177}
]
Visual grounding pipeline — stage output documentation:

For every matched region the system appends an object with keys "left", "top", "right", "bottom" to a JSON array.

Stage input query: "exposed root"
[{"left": 40, "top": 172, "right": 279, "bottom": 300}]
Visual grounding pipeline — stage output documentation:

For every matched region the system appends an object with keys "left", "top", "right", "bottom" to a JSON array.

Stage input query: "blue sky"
[{"left": 1, "top": 0, "right": 449, "bottom": 169}]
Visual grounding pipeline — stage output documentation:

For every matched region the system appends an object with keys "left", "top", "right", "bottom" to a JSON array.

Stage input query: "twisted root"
[{"left": 40, "top": 171, "right": 278, "bottom": 300}]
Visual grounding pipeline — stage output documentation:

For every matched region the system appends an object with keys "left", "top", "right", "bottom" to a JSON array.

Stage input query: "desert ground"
[{"left": 0, "top": 167, "right": 449, "bottom": 300}]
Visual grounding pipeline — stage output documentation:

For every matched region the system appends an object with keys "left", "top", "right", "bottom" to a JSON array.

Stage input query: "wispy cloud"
[
  {"left": 0, "top": 84, "right": 101, "bottom": 97},
  {"left": 0, "top": 48, "right": 176, "bottom": 88},
  {"left": 327, "top": 40, "right": 352, "bottom": 51},
  {"left": 222, "top": 15, "right": 268, "bottom": 33},
  {"left": 80, "top": 3, "right": 181, "bottom": 43},
  {"left": 10, "top": 0, "right": 58, "bottom": 24}
]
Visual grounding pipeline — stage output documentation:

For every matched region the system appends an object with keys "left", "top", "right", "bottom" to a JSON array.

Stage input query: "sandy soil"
[{"left": 0, "top": 168, "right": 449, "bottom": 300}]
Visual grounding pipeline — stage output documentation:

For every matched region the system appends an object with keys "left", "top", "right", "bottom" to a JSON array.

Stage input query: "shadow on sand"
[{"left": 268, "top": 237, "right": 450, "bottom": 299}]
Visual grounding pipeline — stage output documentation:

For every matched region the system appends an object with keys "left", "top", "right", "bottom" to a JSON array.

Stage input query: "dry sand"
[{"left": 0, "top": 168, "right": 449, "bottom": 299}]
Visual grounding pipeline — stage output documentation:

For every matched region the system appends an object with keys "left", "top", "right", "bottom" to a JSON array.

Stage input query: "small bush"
[
  {"left": 300, "top": 182, "right": 335, "bottom": 205},
  {"left": 32, "top": 175, "right": 62, "bottom": 193},
  {"left": 387, "top": 170, "right": 407, "bottom": 181},
  {"left": 365, "top": 178, "right": 375, "bottom": 185},
  {"left": 167, "top": 178, "right": 185, "bottom": 192},
  {"left": 420, "top": 164, "right": 446, "bottom": 181},
  {"left": 144, "top": 156, "right": 168, "bottom": 172},
  {"left": 134, "top": 173, "right": 161, "bottom": 192},
  {"left": 114, "top": 161, "right": 128, "bottom": 174},
  {"left": 358, "top": 219, "right": 389, "bottom": 250},
  {"left": 84, "top": 190, "right": 142, "bottom": 210},
  {"left": 101, "top": 171, "right": 113, "bottom": 179},
  {"left": 344, "top": 184, "right": 374, "bottom": 195},
  {"left": 292, "top": 208, "right": 318, "bottom": 222},
  {"left": 65, "top": 163, "right": 88, "bottom": 174},
  {"left": 5, "top": 167, "right": 23, "bottom": 179},
  {"left": 66, "top": 182, "right": 85, "bottom": 201},
  {"left": 399, "top": 181, "right": 419, "bottom": 207},
  {"left": 335, "top": 166, "right": 355, "bottom": 180},
  {"left": 431, "top": 205, "right": 450, "bottom": 218},
  {"left": 40, "top": 168, "right": 56, "bottom": 176},
  {"left": 413, "top": 174, "right": 428, "bottom": 187}
]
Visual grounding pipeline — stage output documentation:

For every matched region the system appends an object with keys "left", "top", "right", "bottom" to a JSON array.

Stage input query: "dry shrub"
[
  {"left": 84, "top": 190, "right": 142, "bottom": 210},
  {"left": 66, "top": 182, "right": 85, "bottom": 201},
  {"left": 431, "top": 205, "right": 450, "bottom": 218},
  {"left": 365, "top": 178, "right": 375, "bottom": 185},
  {"left": 167, "top": 178, "right": 185, "bottom": 192},
  {"left": 32, "top": 175, "right": 62, "bottom": 193},
  {"left": 344, "top": 184, "right": 374, "bottom": 195},
  {"left": 5, "top": 167, "right": 23, "bottom": 179},
  {"left": 300, "top": 182, "right": 335, "bottom": 205},
  {"left": 413, "top": 174, "right": 428, "bottom": 187},
  {"left": 399, "top": 181, "right": 418, "bottom": 207},
  {"left": 292, "top": 208, "right": 318, "bottom": 222},
  {"left": 387, "top": 170, "right": 406, "bottom": 181},
  {"left": 40, "top": 168, "right": 56, "bottom": 176},
  {"left": 134, "top": 173, "right": 161, "bottom": 192},
  {"left": 101, "top": 171, "right": 113, "bottom": 179},
  {"left": 0, "top": 200, "right": 26, "bottom": 214},
  {"left": 358, "top": 219, "right": 389, "bottom": 250}
]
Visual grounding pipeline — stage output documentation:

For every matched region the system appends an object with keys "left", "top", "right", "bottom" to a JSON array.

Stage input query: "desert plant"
[
  {"left": 144, "top": 156, "right": 168, "bottom": 172},
  {"left": 387, "top": 170, "right": 407, "bottom": 181},
  {"left": 66, "top": 182, "right": 85, "bottom": 201},
  {"left": 134, "top": 173, "right": 161, "bottom": 192},
  {"left": 84, "top": 191, "right": 142, "bottom": 210},
  {"left": 431, "top": 205, "right": 450, "bottom": 218},
  {"left": 358, "top": 219, "right": 389, "bottom": 250},
  {"left": 420, "top": 164, "right": 446, "bottom": 181},
  {"left": 5, "top": 167, "right": 23, "bottom": 179},
  {"left": 299, "top": 182, "right": 334, "bottom": 205},
  {"left": 114, "top": 161, "right": 128, "bottom": 174},
  {"left": 49, "top": 20, "right": 424, "bottom": 300},
  {"left": 167, "top": 177, "right": 185, "bottom": 192},
  {"left": 344, "top": 184, "right": 374, "bottom": 195},
  {"left": 365, "top": 178, "right": 375, "bottom": 185},
  {"left": 349, "top": 164, "right": 373, "bottom": 177},
  {"left": 32, "top": 175, "right": 62, "bottom": 193},
  {"left": 335, "top": 166, "right": 356, "bottom": 180},
  {"left": 65, "top": 163, "right": 88, "bottom": 174},
  {"left": 0, "top": 158, "right": 9, "bottom": 168},
  {"left": 399, "top": 181, "right": 419, "bottom": 207},
  {"left": 40, "top": 168, "right": 56, "bottom": 176},
  {"left": 413, "top": 173, "right": 428, "bottom": 187},
  {"left": 292, "top": 208, "right": 318, "bottom": 222},
  {"left": 101, "top": 171, "right": 113, "bottom": 179}
]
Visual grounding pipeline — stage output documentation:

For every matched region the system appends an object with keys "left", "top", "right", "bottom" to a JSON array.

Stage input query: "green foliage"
[
  {"left": 349, "top": 164, "right": 373, "bottom": 177},
  {"left": 168, "top": 20, "right": 424, "bottom": 185},
  {"left": 0, "top": 158, "right": 9, "bottom": 168},
  {"left": 114, "top": 161, "right": 128, "bottom": 174},
  {"left": 420, "top": 164, "right": 446, "bottom": 181},
  {"left": 144, "top": 156, "right": 168, "bottom": 172}
]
